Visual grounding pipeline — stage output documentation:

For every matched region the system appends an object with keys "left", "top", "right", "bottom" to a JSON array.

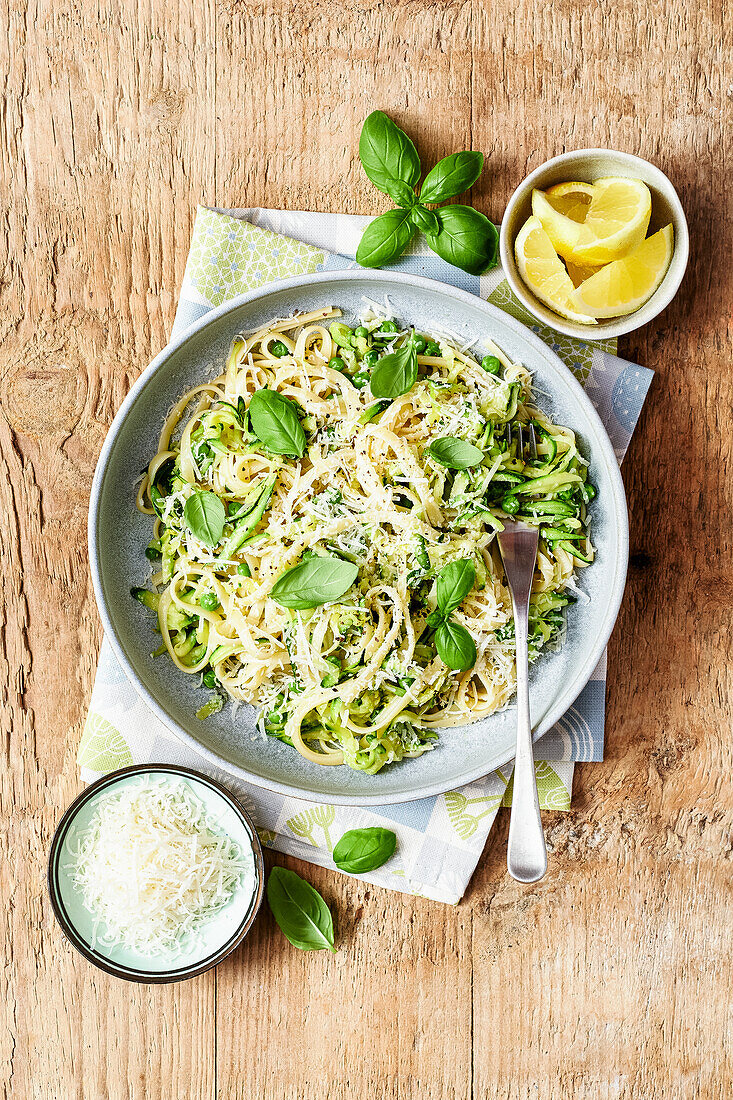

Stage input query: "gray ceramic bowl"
[
  {"left": 500, "top": 148, "right": 689, "bottom": 340},
  {"left": 89, "top": 270, "right": 628, "bottom": 805}
]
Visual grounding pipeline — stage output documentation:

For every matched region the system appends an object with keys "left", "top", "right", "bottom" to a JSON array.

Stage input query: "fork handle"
[{"left": 507, "top": 594, "right": 548, "bottom": 883}]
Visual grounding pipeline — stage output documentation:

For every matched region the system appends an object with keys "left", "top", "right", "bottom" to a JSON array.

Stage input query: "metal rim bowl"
[{"left": 48, "top": 764, "right": 265, "bottom": 983}]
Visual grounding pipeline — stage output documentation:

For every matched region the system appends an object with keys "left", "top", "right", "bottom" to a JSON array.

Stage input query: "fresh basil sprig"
[
  {"left": 426, "top": 558, "right": 478, "bottom": 671},
  {"left": 359, "top": 110, "right": 421, "bottom": 199},
  {"left": 333, "top": 827, "right": 397, "bottom": 874},
  {"left": 435, "top": 619, "right": 477, "bottom": 672},
  {"left": 248, "top": 389, "right": 306, "bottom": 457},
  {"left": 266, "top": 866, "right": 336, "bottom": 952},
  {"left": 183, "top": 490, "right": 226, "bottom": 547},
  {"left": 419, "top": 151, "right": 484, "bottom": 204},
  {"left": 428, "top": 205, "right": 499, "bottom": 276},
  {"left": 410, "top": 205, "right": 440, "bottom": 236},
  {"left": 428, "top": 437, "right": 484, "bottom": 470},
  {"left": 270, "top": 554, "right": 359, "bottom": 609},
  {"left": 356, "top": 208, "right": 413, "bottom": 267},
  {"left": 437, "top": 558, "right": 476, "bottom": 615},
  {"left": 355, "top": 111, "right": 498, "bottom": 277},
  {"left": 370, "top": 333, "right": 417, "bottom": 399}
]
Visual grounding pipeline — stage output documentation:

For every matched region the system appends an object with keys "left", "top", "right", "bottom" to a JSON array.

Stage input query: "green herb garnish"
[
  {"left": 369, "top": 333, "right": 418, "bottom": 399},
  {"left": 183, "top": 490, "right": 226, "bottom": 547},
  {"left": 270, "top": 555, "right": 359, "bottom": 610},
  {"left": 434, "top": 619, "right": 477, "bottom": 672},
  {"left": 266, "top": 866, "right": 336, "bottom": 952},
  {"left": 248, "top": 389, "right": 306, "bottom": 457},
  {"left": 427, "top": 558, "right": 477, "bottom": 672},
  {"left": 333, "top": 827, "right": 397, "bottom": 874},
  {"left": 428, "top": 437, "right": 484, "bottom": 470},
  {"left": 355, "top": 208, "right": 414, "bottom": 268},
  {"left": 355, "top": 111, "right": 498, "bottom": 276}
]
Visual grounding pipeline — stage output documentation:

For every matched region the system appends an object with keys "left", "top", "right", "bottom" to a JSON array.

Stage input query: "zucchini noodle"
[{"left": 133, "top": 303, "right": 596, "bottom": 775}]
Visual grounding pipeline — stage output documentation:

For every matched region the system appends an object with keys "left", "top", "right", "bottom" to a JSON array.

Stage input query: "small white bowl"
[
  {"left": 499, "top": 148, "right": 689, "bottom": 341},
  {"left": 48, "top": 765, "right": 264, "bottom": 983}
]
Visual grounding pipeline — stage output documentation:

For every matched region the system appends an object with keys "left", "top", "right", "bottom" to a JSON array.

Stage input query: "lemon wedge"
[
  {"left": 532, "top": 177, "right": 652, "bottom": 265},
  {"left": 565, "top": 259, "right": 603, "bottom": 288},
  {"left": 514, "top": 216, "right": 597, "bottom": 325},
  {"left": 569, "top": 224, "right": 674, "bottom": 318},
  {"left": 544, "top": 181, "right": 595, "bottom": 223}
]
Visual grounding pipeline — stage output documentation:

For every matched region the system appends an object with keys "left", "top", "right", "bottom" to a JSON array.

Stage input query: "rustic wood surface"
[{"left": 1, "top": 1, "right": 731, "bottom": 1097}]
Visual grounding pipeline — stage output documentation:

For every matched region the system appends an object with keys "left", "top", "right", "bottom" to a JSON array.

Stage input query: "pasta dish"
[{"left": 133, "top": 303, "right": 595, "bottom": 774}]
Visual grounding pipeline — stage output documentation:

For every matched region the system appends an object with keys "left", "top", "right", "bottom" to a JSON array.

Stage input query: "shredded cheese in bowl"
[{"left": 68, "top": 777, "right": 250, "bottom": 956}]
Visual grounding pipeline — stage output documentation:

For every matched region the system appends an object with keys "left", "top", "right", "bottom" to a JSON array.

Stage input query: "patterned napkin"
[{"left": 79, "top": 207, "right": 652, "bottom": 903}]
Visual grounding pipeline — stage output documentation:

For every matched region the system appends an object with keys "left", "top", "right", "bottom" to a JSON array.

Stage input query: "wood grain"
[{"left": 1, "top": 0, "right": 730, "bottom": 1097}]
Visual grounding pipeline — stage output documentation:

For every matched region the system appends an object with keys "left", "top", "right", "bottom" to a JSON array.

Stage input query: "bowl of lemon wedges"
[{"left": 500, "top": 149, "right": 689, "bottom": 340}]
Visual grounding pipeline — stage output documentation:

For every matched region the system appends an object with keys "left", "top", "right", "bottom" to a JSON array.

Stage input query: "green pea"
[
  {"left": 199, "top": 591, "right": 220, "bottom": 611},
  {"left": 271, "top": 340, "right": 289, "bottom": 357},
  {"left": 202, "top": 669, "right": 217, "bottom": 689},
  {"left": 363, "top": 350, "right": 379, "bottom": 368},
  {"left": 413, "top": 335, "right": 427, "bottom": 353},
  {"left": 379, "top": 320, "right": 398, "bottom": 333},
  {"left": 352, "top": 371, "right": 370, "bottom": 389},
  {"left": 237, "top": 562, "right": 251, "bottom": 577},
  {"left": 425, "top": 341, "right": 441, "bottom": 356},
  {"left": 501, "top": 495, "right": 520, "bottom": 515},
  {"left": 481, "top": 355, "right": 502, "bottom": 375},
  {"left": 328, "top": 357, "right": 347, "bottom": 372},
  {"left": 585, "top": 483, "right": 597, "bottom": 501},
  {"left": 354, "top": 325, "right": 368, "bottom": 338}
]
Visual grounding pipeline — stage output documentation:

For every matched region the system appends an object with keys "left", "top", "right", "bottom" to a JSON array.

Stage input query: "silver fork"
[
  {"left": 497, "top": 519, "right": 548, "bottom": 883},
  {"left": 504, "top": 420, "right": 538, "bottom": 461}
]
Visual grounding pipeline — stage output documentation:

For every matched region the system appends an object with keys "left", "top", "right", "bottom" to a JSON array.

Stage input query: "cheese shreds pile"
[{"left": 69, "top": 778, "right": 249, "bottom": 956}]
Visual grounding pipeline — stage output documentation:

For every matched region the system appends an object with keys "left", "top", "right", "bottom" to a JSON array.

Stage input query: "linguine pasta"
[{"left": 133, "top": 304, "right": 595, "bottom": 775}]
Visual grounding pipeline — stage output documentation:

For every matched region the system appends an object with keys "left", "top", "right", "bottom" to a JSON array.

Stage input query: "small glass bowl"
[{"left": 48, "top": 764, "right": 265, "bottom": 983}]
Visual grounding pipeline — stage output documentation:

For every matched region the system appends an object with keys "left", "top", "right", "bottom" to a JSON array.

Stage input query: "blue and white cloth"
[{"left": 78, "top": 207, "right": 652, "bottom": 903}]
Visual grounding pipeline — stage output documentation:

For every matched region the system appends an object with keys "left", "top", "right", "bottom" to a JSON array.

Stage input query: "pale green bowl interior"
[{"left": 53, "top": 770, "right": 259, "bottom": 978}]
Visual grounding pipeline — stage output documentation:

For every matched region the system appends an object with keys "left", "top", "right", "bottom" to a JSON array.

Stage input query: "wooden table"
[{"left": 2, "top": 2, "right": 731, "bottom": 1097}]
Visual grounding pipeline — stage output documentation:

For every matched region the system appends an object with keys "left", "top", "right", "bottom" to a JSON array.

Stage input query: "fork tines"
[{"left": 505, "top": 421, "right": 538, "bottom": 462}]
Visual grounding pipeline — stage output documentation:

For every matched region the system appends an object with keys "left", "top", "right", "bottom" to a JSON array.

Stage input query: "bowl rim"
[
  {"left": 47, "top": 764, "right": 265, "bottom": 983},
  {"left": 499, "top": 147, "right": 690, "bottom": 340},
  {"left": 88, "top": 268, "right": 629, "bottom": 805}
]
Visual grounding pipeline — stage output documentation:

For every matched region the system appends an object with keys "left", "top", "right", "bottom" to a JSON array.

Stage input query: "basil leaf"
[
  {"left": 359, "top": 110, "right": 421, "bottom": 194},
  {"left": 266, "top": 867, "right": 336, "bottom": 952},
  {"left": 435, "top": 619, "right": 477, "bottom": 671},
  {"left": 370, "top": 334, "right": 418, "bottom": 400},
  {"left": 356, "top": 209, "right": 414, "bottom": 268},
  {"left": 428, "top": 205, "right": 499, "bottom": 275},
  {"left": 410, "top": 204, "right": 440, "bottom": 236},
  {"left": 436, "top": 558, "right": 475, "bottom": 616},
  {"left": 248, "top": 389, "right": 306, "bottom": 457},
  {"left": 428, "top": 437, "right": 484, "bottom": 470},
  {"left": 270, "top": 555, "right": 359, "bottom": 609},
  {"left": 419, "top": 151, "right": 484, "bottom": 204},
  {"left": 385, "top": 178, "right": 417, "bottom": 208},
  {"left": 333, "top": 827, "right": 397, "bottom": 874},
  {"left": 183, "top": 490, "right": 225, "bottom": 547}
]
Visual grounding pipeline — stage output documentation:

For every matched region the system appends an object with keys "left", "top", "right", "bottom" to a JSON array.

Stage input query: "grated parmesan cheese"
[{"left": 68, "top": 777, "right": 253, "bottom": 956}]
